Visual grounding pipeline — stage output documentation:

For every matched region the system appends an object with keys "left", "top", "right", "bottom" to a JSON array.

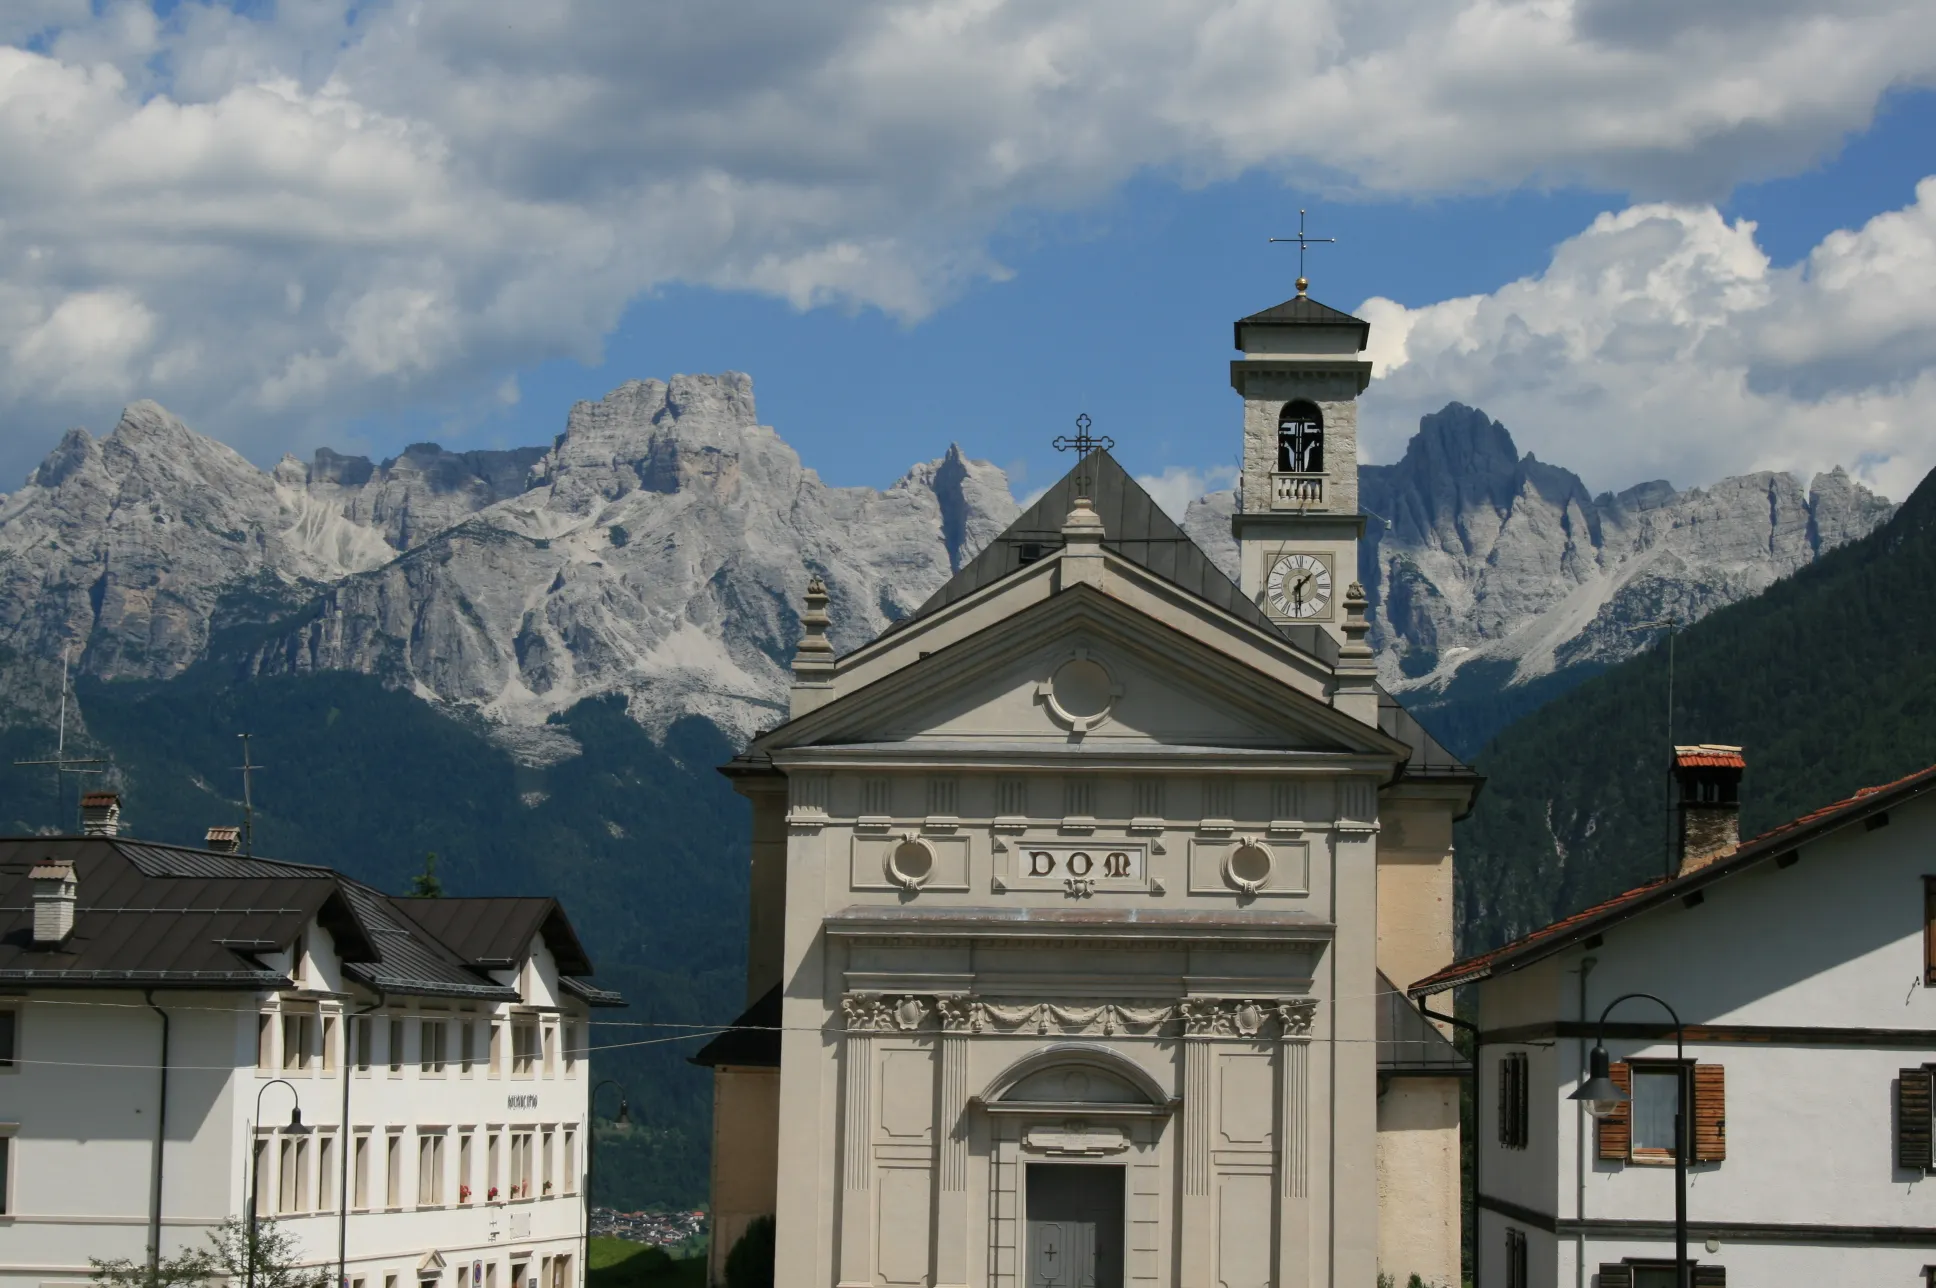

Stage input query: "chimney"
[
  {"left": 79, "top": 791, "right": 121, "bottom": 837},
  {"left": 1674, "top": 745, "right": 1745, "bottom": 875},
  {"left": 29, "top": 858, "right": 78, "bottom": 947},
  {"left": 206, "top": 825, "right": 242, "bottom": 854}
]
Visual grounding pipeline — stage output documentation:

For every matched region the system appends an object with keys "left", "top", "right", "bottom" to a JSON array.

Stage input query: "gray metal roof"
[
  {"left": 1376, "top": 970, "right": 1469, "bottom": 1075},
  {"left": 0, "top": 836, "right": 621, "bottom": 1004},
  {"left": 891, "top": 448, "right": 1333, "bottom": 659},
  {"left": 1233, "top": 295, "right": 1371, "bottom": 350}
]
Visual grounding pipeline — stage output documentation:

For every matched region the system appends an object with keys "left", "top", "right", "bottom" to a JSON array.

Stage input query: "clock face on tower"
[{"left": 1265, "top": 552, "right": 1333, "bottom": 620}]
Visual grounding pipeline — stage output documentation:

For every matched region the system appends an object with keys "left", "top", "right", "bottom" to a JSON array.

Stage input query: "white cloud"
[
  {"left": 0, "top": 0, "right": 1932, "bottom": 480},
  {"left": 1138, "top": 465, "right": 1238, "bottom": 522},
  {"left": 1358, "top": 181, "right": 1936, "bottom": 500}
]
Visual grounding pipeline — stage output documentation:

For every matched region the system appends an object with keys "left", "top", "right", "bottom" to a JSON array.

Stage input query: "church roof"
[
  {"left": 1233, "top": 295, "right": 1370, "bottom": 351},
  {"left": 889, "top": 448, "right": 1340, "bottom": 667}
]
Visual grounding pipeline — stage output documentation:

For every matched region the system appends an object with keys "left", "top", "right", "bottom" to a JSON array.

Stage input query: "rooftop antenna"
[
  {"left": 235, "top": 733, "right": 264, "bottom": 857},
  {"left": 1052, "top": 413, "right": 1114, "bottom": 500},
  {"left": 1267, "top": 209, "right": 1336, "bottom": 297},
  {"left": 13, "top": 644, "right": 107, "bottom": 829}
]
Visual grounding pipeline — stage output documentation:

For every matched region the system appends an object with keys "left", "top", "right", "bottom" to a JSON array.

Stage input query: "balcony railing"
[{"left": 1271, "top": 473, "right": 1323, "bottom": 508}]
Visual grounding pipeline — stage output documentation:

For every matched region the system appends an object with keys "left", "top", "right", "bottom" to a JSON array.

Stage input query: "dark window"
[
  {"left": 0, "top": 1009, "right": 15, "bottom": 1068},
  {"left": 1277, "top": 402, "right": 1323, "bottom": 473},
  {"left": 1499, "top": 1051, "right": 1530, "bottom": 1149},
  {"left": 0, "top": 1135, "right": 9, "bottom": 1214},
  {"left": 1505, "top": 1226, "right": 1528, "bottom": 1288},
  {"left": 1924, "top": 878, "right": 1936, "bottom": 985}
]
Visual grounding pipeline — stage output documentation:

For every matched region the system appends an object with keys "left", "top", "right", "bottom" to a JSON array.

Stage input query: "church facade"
[{"left": 698, "top": 288, "right": 1478, "bottom": 1288}]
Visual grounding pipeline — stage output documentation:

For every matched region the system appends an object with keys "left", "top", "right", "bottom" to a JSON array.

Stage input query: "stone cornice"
[{"left": 840, "top": 990, "right": 1317, "bottom": 1040}]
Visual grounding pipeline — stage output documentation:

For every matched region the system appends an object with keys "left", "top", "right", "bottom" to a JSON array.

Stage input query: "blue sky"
[{"left": 2, "top": 2, "right": 1934, "bottom": 505}]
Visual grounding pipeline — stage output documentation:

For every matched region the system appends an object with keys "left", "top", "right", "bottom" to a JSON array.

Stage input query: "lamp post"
[
  {"left": 1570, "top": 992, "right": 1688, "bottom": 1288},
  {"left": 248, "top": 1077, "right": 309, "bottom": 1288},
  {"left": 582, "top": 1080, "right": 631, "bottom": 1284}
]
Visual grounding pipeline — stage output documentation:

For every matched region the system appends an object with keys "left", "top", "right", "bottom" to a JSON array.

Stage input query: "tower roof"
[{"left": 1234, "top": 295, "right": 1370, "bottom": 351}]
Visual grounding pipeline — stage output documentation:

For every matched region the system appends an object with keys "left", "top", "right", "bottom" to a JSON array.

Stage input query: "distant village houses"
[{"left": 0, "top": 792, "right": 623, "bottom": 1288}]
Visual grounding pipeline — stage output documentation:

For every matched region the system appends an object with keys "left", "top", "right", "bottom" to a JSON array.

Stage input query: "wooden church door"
[{"left": 1025, "top": 1164, "right": 1124, "bottom": 1288}]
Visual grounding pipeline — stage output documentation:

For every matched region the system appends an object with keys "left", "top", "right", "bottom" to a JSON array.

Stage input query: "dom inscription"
[{"left": 1015, "top": 843, "right": 1145, "bottom": 885}]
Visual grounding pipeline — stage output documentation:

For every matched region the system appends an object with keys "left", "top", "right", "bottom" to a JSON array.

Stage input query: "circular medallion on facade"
[
  {"left": 1223, "top": 838, "right": 1275, "bottom": 896},
  {"left": 1037, "top": 648, "right": 1124, "bottom": 734},
  {"left": 1234, "top": 1002, "right": 1264, "bottom": 1036},
  {"left": 886, "top": 837, "right": 935, "bottom": 890}
]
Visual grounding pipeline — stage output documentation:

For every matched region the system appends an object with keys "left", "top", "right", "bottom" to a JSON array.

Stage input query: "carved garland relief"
[{"left": 841, "top": 992, "right": 1316, "bottom": 1039}]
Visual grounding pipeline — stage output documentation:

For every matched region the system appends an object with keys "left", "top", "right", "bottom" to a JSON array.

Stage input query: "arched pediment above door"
[{"left": 977, "top": 1044, "right": 1177, "bottom": 1118}]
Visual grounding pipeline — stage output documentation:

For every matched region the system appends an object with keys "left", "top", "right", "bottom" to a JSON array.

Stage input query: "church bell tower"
[{"left": 1230, "top": 276, "right": 1374, "bottom": 649}]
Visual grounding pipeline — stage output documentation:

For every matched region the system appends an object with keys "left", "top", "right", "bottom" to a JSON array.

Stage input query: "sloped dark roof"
[
  {"left": 1376, "top": 970, "right": 1469, "bottom": 1075},
  {"left": 393, "top": 896, "right": 595, "bottom": 976},
  {"left": 1379, "top": 690, "right": 1483, "bottom": 802},
  {"left": 1234, "top": 295, "right": 1371, "bottom": 350},
  {"left": 891, "top": 449, "right": 1337, "bottom": 662},
  {"left": 690, "top": 983, "right": 781, "bottom": 1068},
  {"left": 0, "top": 837, "right": 362, "bottom": 988},
  {"left": 1410, "top": 761, "right": 1936, "bottom": 998},
  {"left": 0, "top": 835, "right": 619, "bottom": 1004}
]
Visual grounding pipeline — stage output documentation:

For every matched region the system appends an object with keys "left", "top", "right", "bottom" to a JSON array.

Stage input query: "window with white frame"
[
  {"left": 510, "top": 1131, "right": 534, "bottom": 1198},
  {"left": 563, "top": 1127, "right": 577, "bottom": 1195},
  {"left": 417, "top": 1131, "right": 447, "bottom": 1206},
  {"left": 352, "top": 1132, "right": 371, "bottom": 1209},
  {"left": 257, "top": 1013, "right": 274, "bottom": 1071},
  {"left": 278, "top": 1134, "right": 310, "bottom": 1212},
  {"left": 385, "top": 1132, "right": 403, "bottom": 1208},
  {"left": 352, "top": 1016, "right": 372, "bottom": 1073},
  {"left": 1631, "top": 1067, "right": 1682, "bottom": 1159},
  {"left": 422, "top": 1019, "right": 448, "bottom": 1075},
  {"left": 281, "top": 1012, "right": 314, "bottom": 1073},
  {"left": 0, "top": 1006, "right": 17, "bottom": 1070},
  {"left": 317, "top": 1132, "right": 337, "bottom": 1212},
  {"left": 461, "top": 1020, "right": 476, "bottom": 1075},
  {"left": 253, "top": 1137, "right": 271, "bottom": 1214},
  {"left": 541, "top": 1128, "right": 554, "bottom": 1196},
  {"left": 564, "top": 1022, "right": 579, "bottom": 1077},
  {"left": 512, "top": 1019, "right": 539, "bottom": 1076},
  {"left": 459, "top": 1130, "right": 475, "bottom": 1203},
  {"left": 488, "top": 1130, "right": 502, "bottom": 1201},
  {"left": 387, "top": 1016, "right": 406, "bottom": 1074},
  {"left": 490, "top": 1022, "right": 504, "bottom": 1077},
  {"left": 542, "top": 1023, "right": 556, "bottom": 1077}
]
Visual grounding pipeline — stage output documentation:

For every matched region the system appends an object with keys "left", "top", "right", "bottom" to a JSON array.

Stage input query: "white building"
[
  {"left": 1410, "top": 749, "right": 1936, "bottom": 1288},
  {"left": 0, "top": 797, "right": 623, "bottom": 1288},
  {"left": 701, "top": 285, "right": 1478, "bottom": 1288}
]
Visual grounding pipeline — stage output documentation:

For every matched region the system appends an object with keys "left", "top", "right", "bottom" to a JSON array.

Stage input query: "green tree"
[
  {"left": 408, "top": 850, "right": 445, "bottom": 897},
  {"left": 91, "top": 1216, "right": 329, "bottom": 1288}
]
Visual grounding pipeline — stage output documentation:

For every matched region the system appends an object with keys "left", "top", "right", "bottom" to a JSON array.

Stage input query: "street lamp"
[
  {"left": 583, "top": 1081, "right": 631, "bottom": 1283},
  {"left": 1570, "top": 992, "right": 1688, "bottom": 1288},
  {"left": 249, "top": 1078, "right": 308, "bottom": 1288}
]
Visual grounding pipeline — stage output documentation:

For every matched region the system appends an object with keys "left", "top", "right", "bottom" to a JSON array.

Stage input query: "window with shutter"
[
  {"left": 1898, "top": 1067, "right": 1933, "bottom": 1171},
  {"left": 1596, "top": 1062, "right": 1633, "bottom": 1161},
  {"left": 1504, "top": 1227, "right": 1528, "bottom": 1288},
  {"left": 1692, "top": 1063, "right": 1726, "bottom": 1163},
  {"left": 1691, "top": 1266, "right": 1726, "bottom": 1286},
  {"left": 1498, "top": 1051, "right": 1531, "bottom": 1149},
  {"left": 1596, "top": 1265, "right": 1632, "bottom": 1288},
  {"left": 1924, "top": 876, "right": 1936, "bottom": 986}
]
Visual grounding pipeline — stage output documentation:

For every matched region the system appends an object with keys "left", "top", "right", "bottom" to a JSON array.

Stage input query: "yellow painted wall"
[
  {"left": 1376, "top": 1076, "right": 1463, "bottom": 1287},
  {"left": 707, "top": 1065, "right": 780, "bottom": 1288}
]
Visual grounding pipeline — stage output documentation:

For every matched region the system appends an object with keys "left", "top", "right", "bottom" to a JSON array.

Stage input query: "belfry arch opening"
[{"left": 1278, "top": 401, "right": 1323, "bottom": 473}]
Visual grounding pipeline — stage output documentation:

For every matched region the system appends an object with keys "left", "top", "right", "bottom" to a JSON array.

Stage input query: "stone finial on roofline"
[
  {"left": 790, "top": 574, "right": 837, "bottom": 718},
  {"left": 1058, "top": 497, "right": 1107, "bottom": 589}
]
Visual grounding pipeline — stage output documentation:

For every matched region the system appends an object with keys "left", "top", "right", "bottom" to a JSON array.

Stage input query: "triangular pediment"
[{"left": 766, "top": 584, "right": 1402, "bottom": 760}]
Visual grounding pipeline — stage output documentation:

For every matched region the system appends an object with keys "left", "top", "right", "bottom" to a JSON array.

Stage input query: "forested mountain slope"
[{"left": 1454, "top": 461, "right": 1936, "bottom": 953}]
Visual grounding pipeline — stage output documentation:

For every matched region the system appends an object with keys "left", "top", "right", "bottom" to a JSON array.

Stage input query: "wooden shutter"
[
  {"left": 1596, "top": 1062, "right": 1632, "bottom": 1161},
  {"left": 1692, "top": 1064, "right": 1726, "bottom": 1162},
  {"left": 1692, "top": 1266, "right": 1727, "bottom": 1286},
  {"left": 1498, "top": 1052, "right": 1510, "bottom": 1146},
  {"left": 1595, "top": 1265, "right": 1632, "bottom": 1288},
  {"left": 1898, "top": 1068, "right": 1933, "bottom": 1171},
  {"left": 1924, "top": 877, "right": 1936, "bottom": 986}
]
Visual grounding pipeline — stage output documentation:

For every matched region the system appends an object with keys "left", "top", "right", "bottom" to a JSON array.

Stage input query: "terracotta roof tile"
[{"left": 1411, "top": 761, "right": 1936, "bottom": 997}]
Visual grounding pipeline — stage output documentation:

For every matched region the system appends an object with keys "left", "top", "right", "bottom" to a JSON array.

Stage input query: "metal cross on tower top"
[
  {"left": 1052, "top": 413, "right": 1114, "bottom": 498},
  {"left": 1268, "top": 209, "right": 1335, "bottom": 297},
  {"left": 1052, "top": 413, "right": 1113, "bottom": 458}
]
